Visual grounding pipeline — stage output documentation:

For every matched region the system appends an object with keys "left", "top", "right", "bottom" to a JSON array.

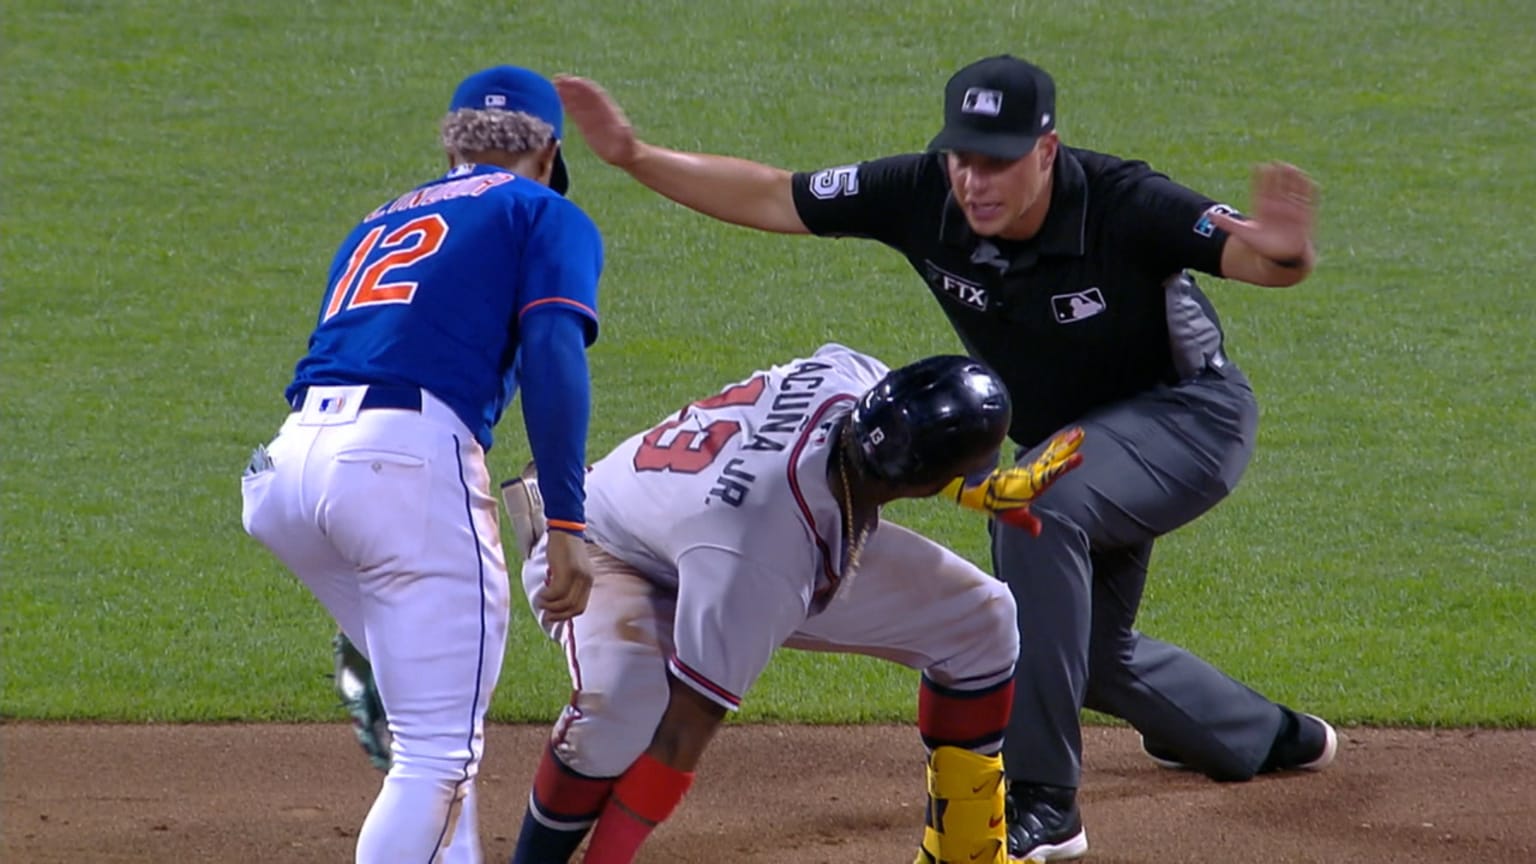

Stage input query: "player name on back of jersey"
[
  {"left": 706, "top": 359, "right": 835, "bottom": 509},
  {"left": 363, "top": 172, "right": 517, "bottom": 222}
]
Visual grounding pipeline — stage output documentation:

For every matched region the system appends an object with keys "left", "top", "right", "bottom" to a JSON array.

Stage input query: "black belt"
[{"left": 289, "top": 385, "right": 422, "bottom": 412}]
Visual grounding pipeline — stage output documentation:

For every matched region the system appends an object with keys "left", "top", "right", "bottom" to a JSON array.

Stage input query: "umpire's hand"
[
  {"left": 539, "top": 530, "right": 594, "bottom": 622},
  {"left": 554, "top": 75, "right": 642, "bottom": 168}
]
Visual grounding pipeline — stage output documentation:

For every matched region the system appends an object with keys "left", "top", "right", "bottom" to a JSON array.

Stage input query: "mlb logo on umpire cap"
[{"left": 962, "top": 87, "right": 1003, "bottom": 116}]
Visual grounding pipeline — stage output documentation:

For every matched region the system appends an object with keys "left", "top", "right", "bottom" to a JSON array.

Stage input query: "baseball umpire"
[
  {"left": 507, "top": 345, "right": 1083, "bottom": 864},
  {"left": 553, "top": 54, "right": 1335, "bottom": 862},
  {"left": 241, "top": 65, "right": 603, "bottom": 863}
]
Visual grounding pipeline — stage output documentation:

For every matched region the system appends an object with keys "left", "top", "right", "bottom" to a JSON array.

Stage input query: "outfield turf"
[{"left": 2, "top": 1, "right": 1531, "bottom": 724}]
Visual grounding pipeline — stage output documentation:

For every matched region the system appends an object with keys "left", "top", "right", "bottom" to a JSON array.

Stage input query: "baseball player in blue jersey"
[{"left": 240, "top": 65, "right": 602, "bottom": 864}]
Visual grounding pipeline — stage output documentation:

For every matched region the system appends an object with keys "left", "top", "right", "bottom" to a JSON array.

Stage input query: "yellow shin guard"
[{"left": 914, "top": 746, "right": 1007, "bottom": 864}]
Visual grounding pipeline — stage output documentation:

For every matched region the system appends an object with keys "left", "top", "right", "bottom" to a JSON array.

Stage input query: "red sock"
[
  {"left": 917, "top": 674, "right": 1013, "bottom": 751},
  {"left": 581, "top": 753, "right": 694, "bottom": 864},
  {"left": 531, "top": 743, "right": 614, "bottom": 823}
]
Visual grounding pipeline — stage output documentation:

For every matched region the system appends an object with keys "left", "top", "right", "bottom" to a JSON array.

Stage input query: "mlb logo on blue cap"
[{"left": 449, "top": 66, "right": 563, "bottom": 139}]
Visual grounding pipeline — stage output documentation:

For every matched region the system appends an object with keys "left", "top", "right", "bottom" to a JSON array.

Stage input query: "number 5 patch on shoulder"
[{"left": 808, "top": 164, "right": 860, "bottom": 200}]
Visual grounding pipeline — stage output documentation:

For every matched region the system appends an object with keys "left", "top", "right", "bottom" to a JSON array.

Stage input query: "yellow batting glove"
[{"left": 939, "top": 427, "right": 1085, "bottom": 536}]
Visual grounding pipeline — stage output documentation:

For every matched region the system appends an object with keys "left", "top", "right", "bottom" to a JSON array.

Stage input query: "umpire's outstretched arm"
[{"left": 555, "top": 75, "right": 810, "bottom": 234}]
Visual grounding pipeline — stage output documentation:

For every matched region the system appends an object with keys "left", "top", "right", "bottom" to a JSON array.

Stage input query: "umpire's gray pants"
[{"left": 994, "top": 366, "right": 1283, "bottom": 787}]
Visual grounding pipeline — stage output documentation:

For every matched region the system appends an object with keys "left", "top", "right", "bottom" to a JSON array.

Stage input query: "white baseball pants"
[{"left": 241, "top": 385, "right": 509, "bottom": 864}]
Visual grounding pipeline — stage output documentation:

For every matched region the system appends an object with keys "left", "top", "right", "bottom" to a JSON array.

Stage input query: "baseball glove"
[
  {"left": 500, "top": 460, "right": 546, "bottom": 560},
  {"left": 939, "top": 426, "right": 1085, "bottom": 536},
  {"left": 332, "top": 631, "right": 391, "bottom": 773}
]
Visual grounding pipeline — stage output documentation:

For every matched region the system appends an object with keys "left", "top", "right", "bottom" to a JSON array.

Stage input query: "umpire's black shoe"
[
  {"left": 1005, "top": 783, "right": 1088, "bottom": 862},
  {"left": 1141, "top": 710, "right": 1338, "bottom": 777},
  {"left": 1261, "top": 709, "right": 1339, "bottom": 772}
]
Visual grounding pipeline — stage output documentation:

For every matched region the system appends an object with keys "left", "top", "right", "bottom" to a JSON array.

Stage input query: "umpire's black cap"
[{"left": 928, "top": 55, "right": 1056, "bottom": 160}]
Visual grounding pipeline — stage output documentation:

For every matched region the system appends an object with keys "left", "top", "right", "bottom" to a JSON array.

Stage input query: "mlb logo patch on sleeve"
[{"left": 1193, "top": 204, "right": 1239, "bottom": 237}]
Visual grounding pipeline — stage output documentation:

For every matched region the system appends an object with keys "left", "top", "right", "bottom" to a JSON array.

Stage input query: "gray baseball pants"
[{"left": 994, "top": 365, "right": 1284, "bottom": 787}]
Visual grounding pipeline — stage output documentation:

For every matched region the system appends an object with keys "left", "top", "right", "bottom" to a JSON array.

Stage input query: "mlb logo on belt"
[
  {"left": 1051, "top": 288, "right": 1108, "bottom": 323},
  {"left": 318, "top": 396, "right": 347, "bottom": 413}
]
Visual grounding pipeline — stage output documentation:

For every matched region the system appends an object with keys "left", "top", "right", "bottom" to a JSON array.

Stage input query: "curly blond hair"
[{"left": 439, "top": 108, "right": 554, "bottom": 156}]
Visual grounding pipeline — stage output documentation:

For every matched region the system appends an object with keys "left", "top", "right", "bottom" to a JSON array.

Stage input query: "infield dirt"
[{"left": 4, "top": 723, "right": 1532, "bottom": 863}]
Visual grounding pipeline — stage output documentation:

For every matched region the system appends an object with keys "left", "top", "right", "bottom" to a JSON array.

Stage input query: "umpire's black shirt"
[{"left": 791, "top": 147, "right": 1236, "bottom": 448}]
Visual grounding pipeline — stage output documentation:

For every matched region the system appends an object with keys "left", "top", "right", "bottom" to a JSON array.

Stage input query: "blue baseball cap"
[{"left": 449, "top": 65, "right": 569, "bottom": 195}]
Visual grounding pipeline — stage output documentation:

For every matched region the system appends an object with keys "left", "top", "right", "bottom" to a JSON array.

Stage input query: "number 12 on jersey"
[{"left": 323, "top": 215, "right": 449, "bottom": 321}]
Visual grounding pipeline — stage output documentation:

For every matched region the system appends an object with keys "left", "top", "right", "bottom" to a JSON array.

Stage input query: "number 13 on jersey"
[
  {"left": 633, "top": 377, "right": 767, "bottom": 474},
  {"left": 323, "top": 215, "right": 450, "bottom": 321}
]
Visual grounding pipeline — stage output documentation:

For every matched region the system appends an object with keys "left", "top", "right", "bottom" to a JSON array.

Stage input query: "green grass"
[{"left": 2, "top": 0, "right": 1532, "bottom": 725}]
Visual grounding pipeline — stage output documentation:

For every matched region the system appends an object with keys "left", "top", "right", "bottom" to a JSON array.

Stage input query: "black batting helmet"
[{"left": 850, "top": 355, "right": 1011, "bottom": 487}]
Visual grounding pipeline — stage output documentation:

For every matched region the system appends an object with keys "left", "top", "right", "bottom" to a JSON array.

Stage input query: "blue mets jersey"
[{"left": 288, "top": 163, "right": 603, "bottom": 452}]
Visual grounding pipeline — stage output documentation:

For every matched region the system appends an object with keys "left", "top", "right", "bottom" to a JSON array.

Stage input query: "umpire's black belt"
[{"left": 288, "top": 385, "right": 422, "bottom": 413}]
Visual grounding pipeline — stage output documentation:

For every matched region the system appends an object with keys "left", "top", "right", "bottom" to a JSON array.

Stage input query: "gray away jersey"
[
  {"left": 584, "top": 344, "right": 888, "bottom": 601},
  {"left": 565, "top": 344, "right": 1016, "bottom": 713}
]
